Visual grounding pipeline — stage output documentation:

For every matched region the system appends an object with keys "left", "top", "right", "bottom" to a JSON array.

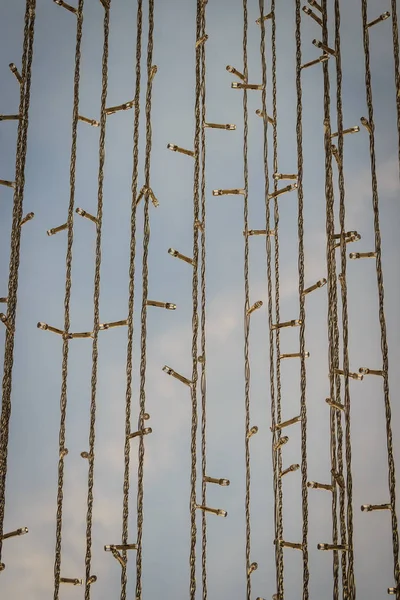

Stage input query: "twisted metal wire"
[
  {"left": 120, "top": 0, "right": 143, "bottom": 598},
  {"left": 320, "top": 2, "right": 345, "bottom": 598},
  {"left": 333, "top": 0, "right": 350, "bottom": 597},
  {"left": 295, "top": 2, "right": 309, "bottom": 597},
  {"left": 241, "top": 1, "right": 252, "bottom": 598},
  {"left": 189, "top": 1, "right": 202, "bottom": 598},
  {"left": 53, "top": 2, "right": 84, "bottom": 596},
  {"left": 360, "top": 1, "right": 400, "bottom": 597},
  {"left": 0, "top": 0, "right": 36, "bottom": 564},
  {"left": 199, "top": 2, "right": 208, "bottom": 599},
  {"left": 83, "top": 2, "right": 110, "bottom": 598},
  {"left": 271, "top": 1, "right": 285, "bottom": 594},
  {"left": 135, "top": 1, "right": 155, "bottom": 598},
  {"left": 258, "top": 2, "right": 282, "bottom": 598}
]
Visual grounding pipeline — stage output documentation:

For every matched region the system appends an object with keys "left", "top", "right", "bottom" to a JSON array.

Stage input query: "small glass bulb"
[
  {"left": 9, "top": 62, "right": 23, "bottom": 84},
  {"left": 226, "top": 65, "right": 246, "bottom": 81},
  {"left": 271, "top": 415, "right": 301, "bottom": 431},
  {"left": 168, "top": 248, "right": 194, "bottom": 265},
  {"left": 308, "top": 0, "right": 322, "bottom": 11},
  {"left": 47, "top": 223, "right": 68, "bottom": 236},
  {"left": 326, "top": 398, "right": 345, "bottom": 411},
  {"left": 87, "top": 575, "right": 97, "bottom": 585},
  {"left": 59, "top": 578, "right": 83, "bottom": 585},
  {"left": 302, "top": 6, "right": 322, "bottom": 26},
  {"left": 303, "top": 278, "right": 327, "bottom": 295},
  {"left": 317, "top": 543, "right": 347, "bottom": 551},
  {"left": 367, "top": 12, "right": 390, "bottom": 27},
  {"left": 271, "top": 319, "right": 302, "bottom": 330},
  {"left": 76, "top": 207, "right": 98, "bottom": 223},
  {"left": 128, "top": 427, "right": 152, "bottom": 439},
  {"left": 312, "top": 39, "right": 336, "bottom": 56},
  {"left": 273, "top": 436, "right": 289, "bottom": 451},
  {"left": 255, "top": 109, "right": 275, "bottom": 125},
  {"left": 256, "top": 12, "right": 273, "bottom": 25},
  {"left": 307, "top": 481, "right": 333, "bottom": 491},
  {"left": 361, "top": 503, "right": 391, "bottom": 512},
  {"left": 247, "top": 562, "right": 258, "bottom": 575},
  {"left": 301, "top": 54, "right": 330, "bottom": 70},
  {"left": 20, "top": 212, "right": 34, "bottom": 226},
  {"left": 360, "top": 116, "right": 373, "bottom": 134},
  {"left": 105, "top": 100, "right": 134, "bottom": 116},
  {"left": 349, "top": 251, "right": 376, "bottom": 259},
  {"left": 0, "top": 179, "right": 16, "bottom": 189},
  {"left": 54, "top": 0, "right": 78, "bottom": 14},
  {"left": 162, "top": 365, "right": 192, "bottom": 387},
  {"left": 78, "top": 115, "right": 100, "bottom": 127},
  {"left": 247, "top": 425, "right": 258, "bottom": 438},
  {"left": 247, "top": 300, "right": 263, "bottom": 316},
  {"left": 196, "top": 504, "right": 228, "bottom": 517},
  {"left": 204, "top": 122, "right": 236, "bottom": 131},
  {"left": 167, "top": 143, "right": 195, "bottom": 157},
  {"left": 213, "top": 188, "right": 245, "bottom": 196},
  {"left": 268, "top": 183, "right": 297, "bottom": 200},
  {"left": 195, "top": 34, "right": 208, "bottom": 48},
  {"left": 231, "top": 82, "right": 264, "bottom": 91}
]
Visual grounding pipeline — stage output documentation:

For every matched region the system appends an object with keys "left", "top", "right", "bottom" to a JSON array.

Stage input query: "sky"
[{"left": 1, "top": 0, "right": 400, "bottom": 598}]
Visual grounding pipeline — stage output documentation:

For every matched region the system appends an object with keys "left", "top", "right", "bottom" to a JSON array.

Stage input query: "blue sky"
[{"left": 1, "top": 0, "right": 400, "bottom": 598}]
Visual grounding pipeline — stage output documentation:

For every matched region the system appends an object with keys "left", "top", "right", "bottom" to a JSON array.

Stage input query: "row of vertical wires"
[{"left": 0, "top": 0, "right": 36, "bottom": 572}]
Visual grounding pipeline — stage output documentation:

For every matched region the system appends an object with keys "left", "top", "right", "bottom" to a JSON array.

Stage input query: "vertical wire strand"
[
  {"left": 189, "top": 1, "right": 202, "bottom": 598},
  {"left": 199, "top": 2, "right": 208, "bottom": 599},
  {"left": 0, "top": 0, "right": 36, "bottom": 563},
  {"left": 271, "top": 1, "right": 285, "bottom": 594},
  {"left": 241, "top": 1, "right": 251, "bottom": 599},
  {"left": 83, "top": 1, "right": 110, "bottom": 597},
  {"left": 53, "top": 2, "right": 84, "bottom": 596},
  {"left": 258, "top": 1, "right": 281, "bottom": 597},
  {"left": 120, "top": 1, "right": 143, "bottom": 598},
  {"left": 295, "top": 2, "right": 309, "bottom": 598},
  {"left": 135, "top": 1, "right": 154, "bottom": 597},
  {"left": 333, "top": 0, "right": 350, "bottom": 596},
  {"left": 360, "top": 1, "right": 400, "bottom": 597}
]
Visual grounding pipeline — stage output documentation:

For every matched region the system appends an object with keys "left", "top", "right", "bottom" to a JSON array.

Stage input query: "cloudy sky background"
[{"left": 1, "top": 0, "right": 400, "bottom": 598}]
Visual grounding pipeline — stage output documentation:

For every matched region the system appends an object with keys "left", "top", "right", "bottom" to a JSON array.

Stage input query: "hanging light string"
[
  {"left": 189, "top": 1, "right": 202, "bottom": 598},
  {"left": 295, "top": 1, "right": 310, "bottom": 597},
  {"left": 199, "top": 2, "right": 208, "bottom": 599},
  {"left": 360, "top": 1, "right": 400, "bottom": 597},
  {"left": 53, "top": 2, "right": 84, "bottom": 597},
  {"left": 83, "top": 1, "right": 110, "bottom": 598},
  {"left": 120, "top": 1, "right": 143, "bottom": 599},
  {"left": 135, "top": 1, "right": 155, "bottom": 598},
  {"left": 0, "top": 0, "right": 36, "bottom": 565},
  {"left": 333, "top": 0, "right": 351, "bottom": 597},
  {"left": 258, "top": 1, "right": 283, "bottom": 597}
]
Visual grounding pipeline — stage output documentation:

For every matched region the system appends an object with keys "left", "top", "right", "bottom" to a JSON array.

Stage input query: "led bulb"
[
  {"left": 232, "top": 82, "right": 264, "bottom": 91},
  {"left": 146, "top": 300, "right": 177, "bottom": 310},
  {"left": 301, "top": 54, "right": 330, "bottom": 69},
  {"left": 0, "top": 114, "right": 20, "bottom": 121},
  {"left": 268, "top": 183, "right": 297, "bottom": 200},
  {"left": 87, "top": 575, "right": 97, "bottom": 585},
  {"left": 279, "top": 352, "right": 310, "bottom": 359},
  {"left": 167, "top": 144, "right": 195, "bottom": 157},
  {"left": 273, "top": 436, "right": 289, "bottom": 451},
  {"left": 349, "top": 251, "right": 376, "bottom": 259},
  {"left": 59, "top": 578, "right": 83, "bottom": 585},
  {"left": 302, "top": 6, "right": 322, "bottom": 26},
  {"left": 358, "top": 367, "right": 384, "bottom": 376},
  {"left": 326, "top": 398, "right": 345, "bottom": 411},
  {"left": 168, "top": 248, "right": 194, "bottom": 265},
  {"left": 128, "top": 427, "right": 152, "bottom": 439},
  {"left": 255, "top": 109, "right": 275, "bottom": 125},
  {"left": 195, "top": 34, "right": 208, "bottom": 48},
  {"left": 271, "top": 415, "right": 301, "bottom": 431},
  {"left": 360, "top": 116, "right": 373, "bottom": 134},
  {"left": 367, "top": 12, "right": 390, "bottom": 27},
  {"left": 104, "top": 544, "right": 138, "bottom": 551},
  {"left": 273, "top": 173, "right": 297, "bottom": 180},
  {"left": 1, "top": 527, "right": 28, "bottom": 540},
  {"left": 78, "top": 115, "right": 99, "bottom": 127},
  {"left": 54, "top": 0, "right": 78, "bottom": 14},
  {"left": 47, "top": 223, "right": 68, "bottom": 236},
  {"left": 256, "top": 12, "right": 273, "bottom": 25},
  {"left": 281, "top": 464, "right": 300, "bottom": 477},
  {"left": 308, "top": 0, "right": 322, "bottom": 11},
  {"left": 204, "top": 122, "right": 236, "bottom": 130},
  {"left": 196, "top": 505, "right": 227, "bottom": 517},
  {"left": 105, "top": 100, "right": 134, "bottom": 116},
  {"left": 247, "top": 300, "right": 263, "bottom": 316},
  {"left": 361, "top": 503, "right": 391, "bottom": 512},
  {"left": 308, "top": 481, "right": 334, "bottom": 491},
  {"left": 278, "top": 540, "right": 303, "bottom": 550},
  {"left": 271, "top": 319, "right": 302, "bottom": 330},
  {"left": 99, "top": 320, "right": 128, "bottom": 330},
  {"left": 0, "top": 179, "right": 15, "bottom": 189},
  {"left": 331, "top": 126, "right": 360, "bottom": 138},
  {"left": 9, "top": 62, "right": 23, "bottom": 84},
  {"left": 226, "top": 65, "right": 246, "bottom": 81},
  {"left": 76, "top": 207, "right": 98, "bottom": 223},
  {"left": 334, "top": 368, "right": 363, "bottom": 381},
  {"left": 213, "top": 188, "right": 245, "bottom": 196},
  {"left": 20, "top": 212, "right": 34, "bottom": 226},
  {"left": 312, "top": 39, "right": 336, "bottom": 56},
  {"left": 247, "top": 425, "right": 258, "bottom": 438},
  {"left": 204, "top": 476, "right": 230, "bottom": 486},
  {"left": 317, "top": 543, "right": 347, "bottom": 551},
  {"left": 162, "top": 365, "right": 192, "bottom": 387},
  {"left": 247, "top": 562, "right": 258, "bottom": 575},
  {"left": 0, "top": 297, "right": 8, "bottom": 304},
  {"left": 303, "top": 278, "right": 327, "bottom": 295}
]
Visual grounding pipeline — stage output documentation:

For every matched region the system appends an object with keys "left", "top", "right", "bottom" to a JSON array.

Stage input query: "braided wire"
[
  {"left": 135, "top": 1, "right": 154, "bottom": 598},
  {"left": 271, "top": 1, "right": 285, "bottom": 594},
  {"left": 241, "top": 1, "right": 251, "bottom": 599},
  {"left": 189, "top": 1, "right": 202, "bottom": 597},
  {"left": 333, "top": 0, "right": 350, "bottom": 597},
  {"left": 120, "top": 0, "right": 143, "bottom": 598},
  {"left": 390, "top": 0, "right": 400, "bottom": 179},
  {"left": 360, "top": 2, "right": 400, "bottom": 597},
  {"left": 258, "top": 2, "right": 281, "bottom": 598},
  {"left": 53, "top": 3, "right": 84, "bottom": 596},
  {"left": 294, "top": 2, "right": 309, "bottom": 597},
  {"left": 320, "top": 2, "right": 343, "bottom": 598},
  {"left": 0, "top": 0, "right": 36, "bottom": 563},
  {"left": 199, "top": 2, "right": 208, "bottom": 599},
  {"left": 83, "top": 2, "right": 110, "bottom": 598}
]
